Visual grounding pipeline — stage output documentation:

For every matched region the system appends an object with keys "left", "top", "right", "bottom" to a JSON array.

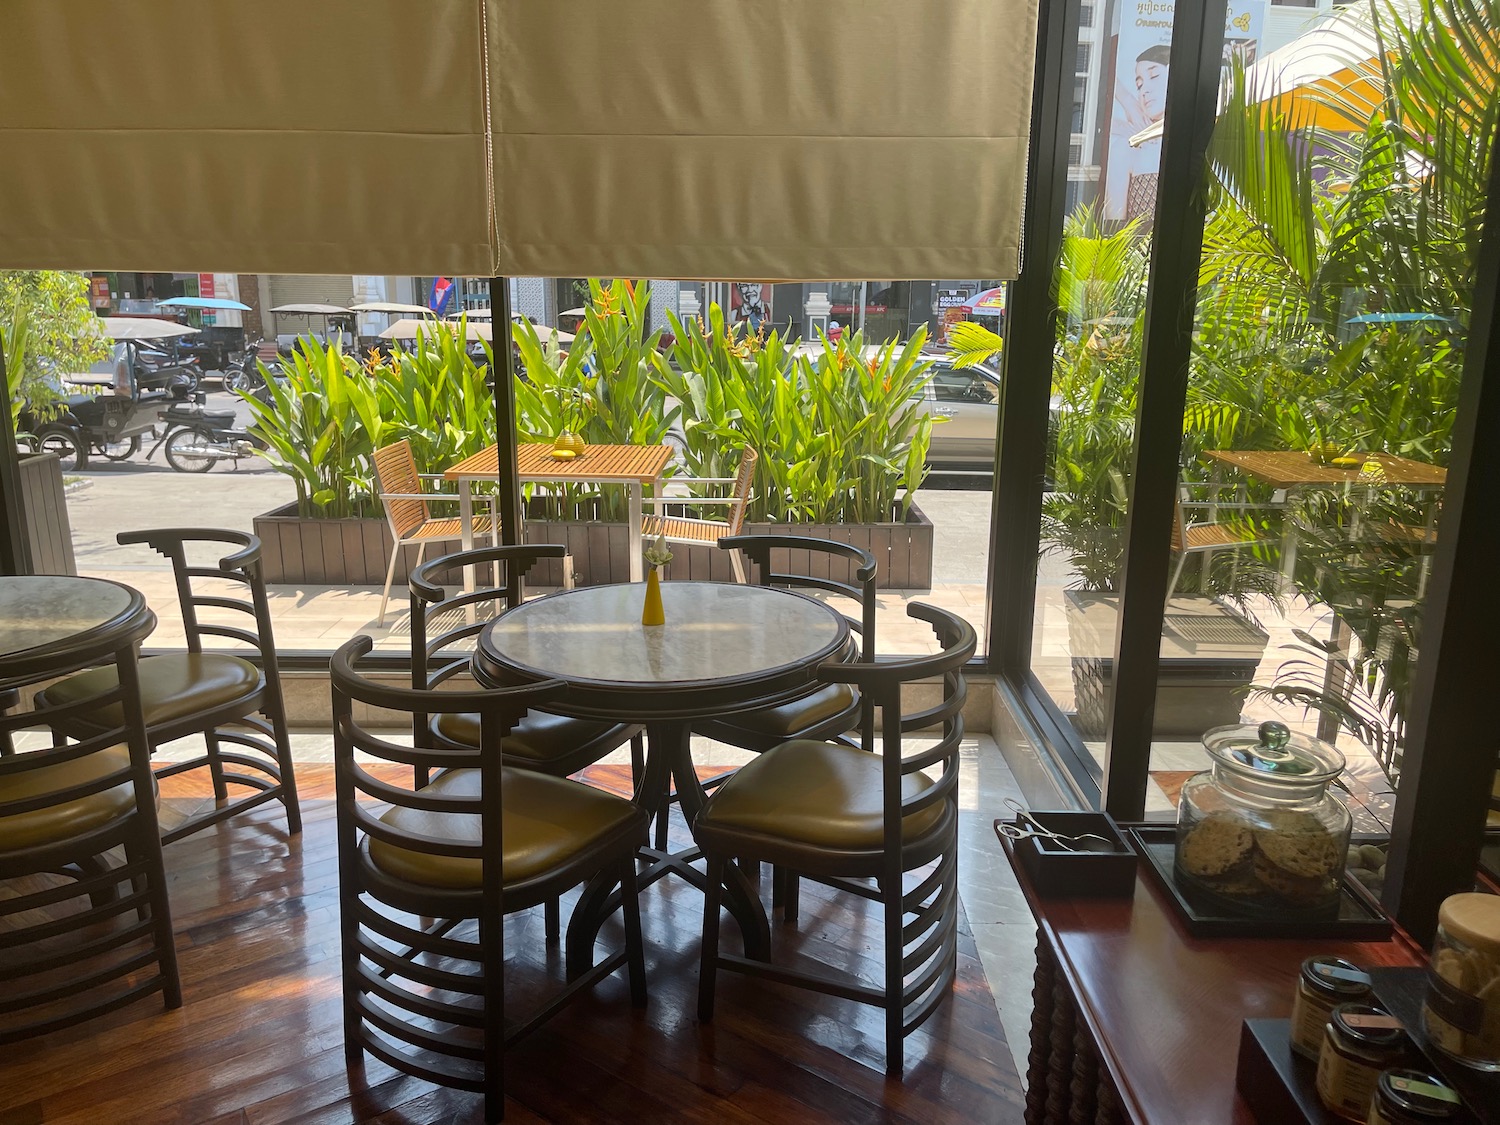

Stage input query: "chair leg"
[
  {"left": 783, "top": 871, "right": 800, "bottom": 926},
  {"left": 377, "top": 540, "right": 404, "bottom": 628},
  {"left": 266, "top": 701, "right": 302, "bottom": 836},
  {"left": 729, "top": 548, "right": 747, "bottom": 584},
  {"left": 545, "top": 896, "right": 561, "bottom": 946},
  {"left": 884, "top": 874, "right": 904, "bottom": 1078},
  {"left": 204, "top": 729, "right": 229, "bottom": 802},
  {"left": 1166, "top": 550, "right": 1189, "bottom": 602},
  {"left": 698, "top": 854, "right": 724, "bottom": 1022},
  {"left": 620, "top": 857, "right": 648, "bottom": 1008}
]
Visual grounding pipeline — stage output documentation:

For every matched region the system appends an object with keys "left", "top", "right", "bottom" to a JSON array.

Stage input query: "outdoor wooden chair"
[
  {"left": 332, "top": 635, "right": 647, "bottom": 1123},
  {"left": 1168, "top": 485, "right": 1278, "bottom": 598},
  {"left": 641, "top": 446, "right": 758, "bottom": 582},
  {"left": 36, "top": 529, "right": 300, "bottom": 844},
  {"left": 695, "top": 602, "right": 976, "bottom": 1076},
  {"left": 373, "top": 439, "right": 497, "bottom": 626}
]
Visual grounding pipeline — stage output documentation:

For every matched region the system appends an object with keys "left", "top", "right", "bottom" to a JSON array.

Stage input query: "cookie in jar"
[{"left": 1175, "top": 722, "right": 1351, "bottom": 916}]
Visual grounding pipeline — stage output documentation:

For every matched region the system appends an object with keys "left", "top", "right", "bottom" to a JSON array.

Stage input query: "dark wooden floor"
[{"left": 0, "top": 767, "right": 1026, "bottom": 1124}]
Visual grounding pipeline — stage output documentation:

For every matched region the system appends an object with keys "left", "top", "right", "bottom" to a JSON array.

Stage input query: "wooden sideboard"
[{"left": 1002, "top": 834, "right": 1427, "bottom": 1124}]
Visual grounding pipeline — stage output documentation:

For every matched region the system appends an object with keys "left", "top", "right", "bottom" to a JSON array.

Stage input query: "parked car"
[
  {"left": 914, "top": 356, "right": 1060, "bottom": 473},
  {"left": 916, "top": 358, "right": 1003, "bottom": 469}
]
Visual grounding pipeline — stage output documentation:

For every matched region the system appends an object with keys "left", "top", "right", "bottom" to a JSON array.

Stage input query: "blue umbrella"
[
  {"left": 156, "top": 295, "right": 252, "bottom": 312},
  {"left": 1346, "top": 312, "right": 1449, "bottom": 325}
]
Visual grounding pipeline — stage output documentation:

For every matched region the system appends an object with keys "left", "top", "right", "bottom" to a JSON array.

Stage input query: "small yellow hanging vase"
[{"left": 641, "top": 566, "right": 665, "bottom": 626}]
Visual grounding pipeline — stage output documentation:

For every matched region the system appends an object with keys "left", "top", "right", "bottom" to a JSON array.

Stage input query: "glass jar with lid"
[
  {"left": 1366, "top": 1069, "right": 1462, "bottom": 1124},
  {"left": 1423, "top": 892, "right": 1500, "bottom": 1070},
  {"left": 1174, "top": 721, "right": 1351, "bottom": 916},
  {"left": 1316, "top": 1003, "right": 1409, "bottom": 1120}
]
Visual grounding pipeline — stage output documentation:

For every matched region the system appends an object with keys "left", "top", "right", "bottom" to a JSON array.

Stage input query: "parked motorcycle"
[
  {"left": 152, "top": 398, "right": 262, "bottom": 473},
  {"left": 221, "top": 337, "right": 272, "bottom": 393}
]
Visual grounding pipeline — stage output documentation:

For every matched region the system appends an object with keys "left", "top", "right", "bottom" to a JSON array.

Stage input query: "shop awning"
[{"left": 0, "top": 0, "right": 1039, "bottom": 282}]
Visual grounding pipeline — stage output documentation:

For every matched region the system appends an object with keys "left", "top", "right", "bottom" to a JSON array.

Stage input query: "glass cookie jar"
[{"left": 1175, "top": 721, "right": 1352, "bottom": 916}]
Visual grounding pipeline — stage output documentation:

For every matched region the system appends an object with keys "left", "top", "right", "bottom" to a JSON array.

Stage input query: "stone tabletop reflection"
[
  {"left": 0, "top": 575, "right": 141, "bottom": 661},
  {"left": 485, "top": 582, "right": 844, "bottom": 686}
]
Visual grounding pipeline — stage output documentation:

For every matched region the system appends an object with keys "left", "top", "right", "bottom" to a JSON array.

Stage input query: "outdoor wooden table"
[
  {"left": 1202, "top": 449, "right": 1447, "bottom": 582},
  {"left": 1001, "top": 832, "right": 1425, "bottom": 1124},
  {"left": 473, "top": 580, "right": 849, "bottom": 976},
  {"left": 1201, "top": 449, "right": 1448, "bottom": 491},
  {"left": 444, "top": 443, "right": 674, "bottom": 582}
]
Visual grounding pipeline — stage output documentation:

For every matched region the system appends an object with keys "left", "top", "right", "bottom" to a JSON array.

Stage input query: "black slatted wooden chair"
[
  {"left": 409, "top": 543, "right": 644, "bottom": 785},
  {"left": 409, "top": 543, "right": 646, "bottom": 946},
  {"left": 332, "top": 635, "right": 648, "bottom": 1123},
  {"left": 36, "top": 529, "right": 299, "bottom": 843},
  {"left": 697, "top": 534, "right": 875, "bottom": 754},
  {"left": 0, "top": 633, "right": 180, "bottom": 1041},
  {"left": 695, "top": 602, "right": 975, "bottom": 1076}
]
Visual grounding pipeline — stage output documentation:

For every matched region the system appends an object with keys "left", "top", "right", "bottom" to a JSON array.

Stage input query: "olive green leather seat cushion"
[
  {"left": 368, "top": 766, "right": 640, "bottom": 890},
  {"left": 698, "top": 739, "right": 942, "bottom": 849},
  {"left": 724, "top": 683, "right": 857, "bottom": 737},
  {"left": 435, "top": 709, "right": 620, "bottom": 763},
  {"left": 0, "top": 746, "right": 139, "bottom": 851},
  {"left": 41, "top": 654, "right": 260, "bottom": 729}
]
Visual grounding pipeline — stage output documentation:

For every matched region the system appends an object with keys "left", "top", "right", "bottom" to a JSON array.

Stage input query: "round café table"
[
  {"left": 0, "top": 574, "right": 157, "bottom": 760},
  {"left": 474, "top": 580, "right": 850, "bottom": 974}
]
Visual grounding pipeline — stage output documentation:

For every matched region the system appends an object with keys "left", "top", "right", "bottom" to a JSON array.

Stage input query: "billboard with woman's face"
[{"left": 1099, "top": 0, "right": 1266, "bottom": 224}]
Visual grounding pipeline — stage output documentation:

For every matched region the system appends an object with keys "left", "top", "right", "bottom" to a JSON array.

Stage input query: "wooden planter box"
[
  {"left": 18, "top": 452, "right": 76, "bottom": 575},
  {"left": 1065, "top": 592, "right": 1270, "bottom": 738},
  {"left": 252, "top": 503, "right": 468, "bottom": 586},
  {"left": 253, "top": 501, "right": 935, "bottom": 591},
  {"left": 523, "top": 501, "right": 935, "bottom": 590}
]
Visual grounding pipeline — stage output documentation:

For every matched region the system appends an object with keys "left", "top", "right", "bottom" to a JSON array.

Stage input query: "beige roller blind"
[
  {"left": 486, "top": 0, "right": 1038, "bottom": 281},
  {"left": 0, "top": 1, "right": 492, "bottom": 276}
]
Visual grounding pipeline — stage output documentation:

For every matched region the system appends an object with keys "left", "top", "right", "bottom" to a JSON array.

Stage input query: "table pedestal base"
[{"left": 566, "top": 719, "right": 771, "bottom": 977}]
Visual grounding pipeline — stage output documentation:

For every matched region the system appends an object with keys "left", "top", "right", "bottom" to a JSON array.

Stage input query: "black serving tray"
[
  {"left": 1127, "top": 825, "right": 1394, "bottom": 940},
  {"left": 997, "top": 811, "right": 1136, "bottom": 898}
]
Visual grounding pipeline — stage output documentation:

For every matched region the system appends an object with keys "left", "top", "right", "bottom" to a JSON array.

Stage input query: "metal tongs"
[{"left": 995, "top": 798, "right": 1115, "bottom": 852}]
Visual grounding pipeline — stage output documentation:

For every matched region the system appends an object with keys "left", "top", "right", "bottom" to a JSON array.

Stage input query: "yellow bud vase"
[{"left": 641, "top": 566, "right": 665, "bottom": 626}]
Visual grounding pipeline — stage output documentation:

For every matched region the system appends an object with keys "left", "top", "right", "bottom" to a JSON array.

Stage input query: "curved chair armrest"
[{"left": 409, "top": 543, "right": 567, "bottom": 603}]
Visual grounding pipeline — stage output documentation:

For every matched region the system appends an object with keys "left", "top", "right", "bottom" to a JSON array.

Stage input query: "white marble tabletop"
[
  {"left": 484, "top": 581, "right": 845, "bottom": 686},
  {"left": 0, "top": 575, "right": 141, "bottom": 661}
]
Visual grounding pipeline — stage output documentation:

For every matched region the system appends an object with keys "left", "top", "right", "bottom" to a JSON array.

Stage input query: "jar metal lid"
[
  {"left": 1436, "top": 892, "right": 1500, "bottom": 956},
  {"left": 1374, "top": 1069, "right": 1461, "bottom": 1118},
  {"left": 1300, "top": 956, "right": 1371, "bottom": 998},
  {"left": 1330, "top": 1002, "right": 1404, "bottom": 1050},
  {"left": 1202, "top": 721, "right": 1345, "bottom": 782}
]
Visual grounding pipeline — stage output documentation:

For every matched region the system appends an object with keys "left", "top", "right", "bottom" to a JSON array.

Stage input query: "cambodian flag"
[{"left": 428, "top": 277, "right": 455, "bottom": 314}]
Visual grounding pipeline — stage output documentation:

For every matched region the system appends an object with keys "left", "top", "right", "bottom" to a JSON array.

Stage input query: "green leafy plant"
[
  {"left": 244, "top": 339, "right": 380, "bottom": 518},
  {"left": 1, "top": 271, "right": 110, "bottom": 433},
  {"left": 658, "top": 306, "right": 934, "bottom": 524}
]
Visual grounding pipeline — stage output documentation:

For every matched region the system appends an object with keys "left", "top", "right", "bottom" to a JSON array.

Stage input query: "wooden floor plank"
[{"left": 1, "top": 768, "right": 1025, "bottom": 1124}]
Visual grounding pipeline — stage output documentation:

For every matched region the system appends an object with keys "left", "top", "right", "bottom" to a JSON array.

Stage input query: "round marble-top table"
[
  {"left": 475, "top": 581, "right": 850, "bottom": 972},
  {"left": 0, "top": 575, "right": 156, "bottom": 683}
]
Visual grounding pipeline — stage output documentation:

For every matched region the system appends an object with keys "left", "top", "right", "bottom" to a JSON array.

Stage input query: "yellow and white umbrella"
[{"left": 1242, "top": 1, "right": 1423, "bottom": 131}]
